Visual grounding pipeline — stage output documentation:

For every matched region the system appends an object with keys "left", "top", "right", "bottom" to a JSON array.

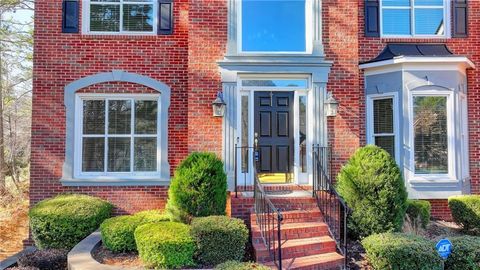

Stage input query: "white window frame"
[
  {"left": 380, "top": 0, "right": 450, "bottom": 38},
  {"left": 407, "top": 89, "right": 456, "bottom": 182},
  {"left": 366, "top": 93, "right": 400, "bottom": 163},
  {"left": 82, "top": 0, "right": 158, "bottom": 35},
  {"left": 236, "top": 0, "right": 313, "bottom": 54},
  {"left": 74, "top": 93, "right": 162, "bottom": 180}
]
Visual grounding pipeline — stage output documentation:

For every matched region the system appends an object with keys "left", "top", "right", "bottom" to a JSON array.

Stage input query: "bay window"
[{"left": 86, "top": 0, "right": 157, "bottom": 34}]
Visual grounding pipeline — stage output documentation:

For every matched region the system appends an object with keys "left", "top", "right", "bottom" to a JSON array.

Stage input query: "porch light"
[
  {"left": 324, "top": 92, "right": 339, "bottom": 117},
  {"left": 212, "top": 92, "right": 226, "bottom": 117}
]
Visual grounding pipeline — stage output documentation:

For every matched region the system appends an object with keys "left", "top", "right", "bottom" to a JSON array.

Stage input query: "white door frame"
[{"left": 235, "top": 74, "right": 313, "bottom": 185}]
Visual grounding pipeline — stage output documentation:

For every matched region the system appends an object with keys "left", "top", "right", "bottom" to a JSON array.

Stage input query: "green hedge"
[
  {"left": 448, "top": 195, "right": 480, "bottom": 231},
  {"left": 445, "top": 236, "right": 480, "bottom": 270},
  {"left": 336, "top": 145, "right": 408, "bottom": 238},
  {"left": 406, "top": 199, "right": 431, "bottom": 229},
  {"left": 191, "top": 216, "right": 249, "bottom": 266},
  {"left": 29, "top": 194, "right": 113, "bottom": 249},
  {"left": 100, "top": 209, "right": 170, "bottom": 252},
  {"left": 362, "top": 233, "right": 442, "bottom": 270},
  {"left": 135, "top": 222, "right": 195, "bottom": 269},
  {"left": 214, "top": 261, "right": 270, "bottom": 270},
  {"left": 166, "top": 152, "right": 227, "bottom": 223}
]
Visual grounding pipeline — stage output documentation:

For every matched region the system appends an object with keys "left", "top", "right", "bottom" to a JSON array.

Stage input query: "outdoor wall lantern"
[
  {"left": 324, "top": 92, "right": 339, "bottom": 117},
  {"left": 212, "top": 91, "right": 226, "bottom": 117}
]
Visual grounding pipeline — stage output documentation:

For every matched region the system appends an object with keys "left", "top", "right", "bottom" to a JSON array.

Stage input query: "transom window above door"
[
  {"left": 240, "top": 0, "right": 311, "bottom": 53},
  {"left": 85, "top": 0, "right": 157, "bottom": 34},
  {"left": 381, "top": 0, "right": 447, "bottom": 37}
]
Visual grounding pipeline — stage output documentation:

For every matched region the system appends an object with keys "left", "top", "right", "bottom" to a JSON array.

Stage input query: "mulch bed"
[{"left": 92, "top": 245, "right": 143, "bottom": 268}]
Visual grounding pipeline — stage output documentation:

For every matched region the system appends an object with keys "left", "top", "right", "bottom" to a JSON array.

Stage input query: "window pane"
[
  {"left": 414, "top": 0, "right": 443, "bottom": 6},
  {"left": 373, "top": 98, "right": 393, "bottom": 134},
  {"left": 83, "top": 100, "right": 105, "bottom": 134},
  {"left": 382, "top": 9, "right": 411, "bottom": 35},
  {"left": 241, "top": 96, "right": 249, "bottom": 173},
  {"left": 375, "top": 136, "right": 395, "bottom": 158},
  {"left": 382, "top": 0, "right": 410, "bottom": 6},
  {"left": 135, "top": 100, "right": 157, "bottom": 134},
  {"left": 242, "top": 0, "right": 306, "bottom": 52},
  {"left": 134, "top": 138, "right": 156, "bottom": 171},
  {"left": 123, "top": 4, "right": 154, "bottom": 32},
  {"left": 90, "top": 4, "right": 120, "bottom": 32},
  {"left": 82, "top": 138, "right": 105, "bottom": 172},
  {"left": 414, "top": 8, "right": 444, "bottom": 35},
  {"left": 108, "top": 100, "right": 131, "bottom": 134},
  {"left": 413, "top": 96, "right": 448, "bottom": 174},
  {"left": 242, "top": 79, "right": 308, "bottom": 88},
  {"left": 299, "top": 96, "right": 307, "bottom": 173},
  {"left": 108, "top": 137, "right": 131, "bottom": 172}
]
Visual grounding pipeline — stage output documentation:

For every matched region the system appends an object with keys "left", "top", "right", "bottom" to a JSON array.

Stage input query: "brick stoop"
[{"left": 250, "top": 196, "right": 344, "bottom": 270}]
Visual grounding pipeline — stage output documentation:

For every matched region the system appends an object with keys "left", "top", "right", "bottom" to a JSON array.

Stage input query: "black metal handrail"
[
  {"left": 253, "top": 164, "right": 283, "bottom": 270},
  {"left": 312, "top": 145, "right": 349, "bottom": 269}
]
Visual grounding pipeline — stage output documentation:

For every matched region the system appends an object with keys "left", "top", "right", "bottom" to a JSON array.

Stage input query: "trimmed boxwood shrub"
[
  {"left": 17, "top": 249, "right": 67, "bottom": 270},
  {"left": 191, "top": 216, "right": 249, "bottom": 266},
  {"left": 406, "top": 199, "right": 431, "bottom": 229},
  {"left": 336, "top": 145, "right": 408, "bottom": 238},
  {"left": 215, "top": 261, "right": 270, "bottom": 270},
  {"left": 445, "top": 236, "right": 480, "bottom": 270},
  {"left": 100, "top": 209, "right": 171, "bottom": 252},
  {"left": 362, "top": 233, "right": 442, "bottom": 270},
  {"left": 29, "top": 194, "right": 113, "bottom": 249},
  {"left": 448, "top": 195, "right": 480, "bottom": 231},
  {"left": 135, "top": 222, "right": 195, "bottom": 269},
  {"left": 166, "top": 152, "right": 227, "bottom": 223}
]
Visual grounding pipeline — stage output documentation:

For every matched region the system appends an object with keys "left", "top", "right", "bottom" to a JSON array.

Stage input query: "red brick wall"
[
  {"left": 357, "top": 2, "right": 480, "bottom": 220},
  {"left": 31, "top": 0, "right": 190, "bottom": 213}
]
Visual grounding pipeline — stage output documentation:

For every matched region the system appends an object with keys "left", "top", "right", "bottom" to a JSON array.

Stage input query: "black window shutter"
[
  {"left": 452, "top": 0, "right": 468, "bottom": 38},
  {"left": 158, "top": 0, "right": 174, "bottom": 35},
  {"left": 365, "top": 0, "right": 380, "bottom": 37},
  {"left": 62, "top": 0, "right": 79, "bottom": 33}
]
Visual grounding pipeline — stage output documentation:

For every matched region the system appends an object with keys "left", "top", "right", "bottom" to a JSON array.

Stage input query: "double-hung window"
[
  {"left": 76, "top": 95, "right": 160, "bottom": 179},
  {"left": 367, "top": 94, "right": 399, "bottom": 160},
  {"left": 381, "top": 0, "right": 447, "bottom": 37},
  {"left": 86, "top": 0, "right": 157, "bottom": 34}
]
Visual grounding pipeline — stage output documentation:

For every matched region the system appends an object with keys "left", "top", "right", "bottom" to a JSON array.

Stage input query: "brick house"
[{"left": 31, "top": 0, "right": 477, "bottom": 267}]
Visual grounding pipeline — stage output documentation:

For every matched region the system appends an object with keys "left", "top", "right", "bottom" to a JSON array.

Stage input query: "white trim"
[
  {"left": 366, "top": 93, "right": 400, "bottom": 163},
  {"left": 360, "top": 56, "right": 475, "bottom": 71},
  {"left": 379, "top": 0, "right": 450, "bottom": 38},
  {"left": 82, "top": 0, "right": 158, "bottom": 35},
  {"left": 236, "top": 0, "right": 313, "bottom": 54},
  {"left": 407, "top": 89, "right": 457, "bottom": 183}
]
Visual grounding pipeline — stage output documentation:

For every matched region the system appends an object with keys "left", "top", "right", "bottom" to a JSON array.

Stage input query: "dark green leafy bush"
[
  {"left": 405, "top": 199, "right": 431, "bottom": 229},
  {"left": 17, "top": 249, "right": 67, "bottom": 270},
  {"left": 362, "top": 233, "right": 442, "bottom": 270},
  {"left": 445, "top": 236, "right": 480, "bottom": 270},
  {"left": 29, "top": 194, "right": 113, "bottom": 249},
  {"left": 448, "top": 195, "right": 480, "bottom": 231},
  {"left": 166, "top": 152, "right": 227, "bottom": 223},
  {"left": 336, "top": 145, "right": 408, "bottom": 238},
  {"left": 135, "top": 222, "right": 195, "bottom": 269},
  {"left": 191, "top": 216, "right": 249, "bottom": 266},
  {"left": 215, "top": 261, "right": 270, "bottom": 270}
]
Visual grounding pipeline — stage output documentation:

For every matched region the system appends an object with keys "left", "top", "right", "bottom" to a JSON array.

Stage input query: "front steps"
[{"left": 250, "top": 195, "right": 344, "bottom": 270}]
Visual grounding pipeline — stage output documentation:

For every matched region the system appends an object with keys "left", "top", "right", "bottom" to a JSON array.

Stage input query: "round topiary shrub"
[
  {"left": 362, "top": 233, "right": 442, "bottom": 270},
  {"left": 214, "top": 261, "right": 270, "bottom": 270},
  {"left": 135, "top": 222, "right": 195, "bottom": 269},
  {"left": 405, "top": 199, "right": 431, "bottom": 230},
  {"left": 336, "top": 145, "right": 408, "bottom": 238},
  {"left": 17, "top": 249, "right": 68, "bottom": 270},
  {"left": 29, "top": 194, "right": 113, "bottom": 249},
  {"left": 448, "top": 195, "right": 480, "bottom": 231},
  {"left": 445, "top": 236, "right": 480, "bottom": 270},
  {"left": 100, "top": 209, "right": 171, "bottom": 253},
  {"left": 191, "top": 216, "right": 249, "bottom": 266},
  {"left": 166, "top": 152, "right": 227, "bottom": 223}
]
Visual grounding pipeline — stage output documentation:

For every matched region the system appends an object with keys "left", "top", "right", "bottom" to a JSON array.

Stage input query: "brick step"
[
  {"left": 264, "top": 252, "right": 344, "bottom": 270},
  {"left": 254, "top": 236, "right": 337, "bottom": 262},
  {"left": 251, "top": 209, "right": 323, "bottom": 224},
  {"left": 251, "top": 221, "right": 330, "bottom": 241}
]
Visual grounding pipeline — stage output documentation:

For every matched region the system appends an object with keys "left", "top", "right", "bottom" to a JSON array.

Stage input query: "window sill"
[
  {"left": 79, "top": 34, "right": 160, "bottom": 40},
  {"left": 379, "top": 37, "right": 449, "bottom": 43},
  {"left": 409, "top": 175, "right": 459, "bottom": 187},
  {"left": 60, "top": 178, "right": 170, "bottom": 187}
]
